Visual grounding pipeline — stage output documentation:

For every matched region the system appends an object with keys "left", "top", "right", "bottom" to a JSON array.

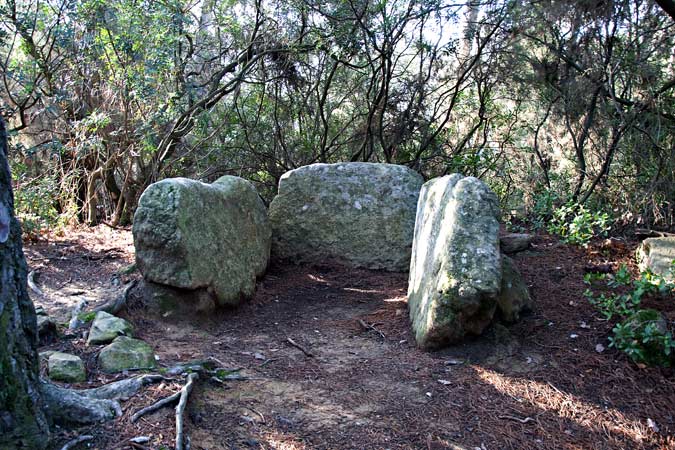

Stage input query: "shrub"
[
  {"left": 610, "top": 309, "right": 674, "bottom": 367},
  {"left": 13, "top": 172, "right": 61, "bottom": 239},
  {"left": 548, "top": 202, "right": 611, "bottom": 245},
  {"left": 584, "top": 264, "right": 675, "bottom": 367}
]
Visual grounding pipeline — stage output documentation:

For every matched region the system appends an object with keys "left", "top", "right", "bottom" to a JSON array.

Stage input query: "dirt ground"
[{"left": 26, "top": 226, "right": 675, "bottom": 450}]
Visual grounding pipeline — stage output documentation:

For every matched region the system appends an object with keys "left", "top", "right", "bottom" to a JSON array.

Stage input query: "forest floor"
[{"left": 26, "top": 226, "right": 675, "bottom": 450}]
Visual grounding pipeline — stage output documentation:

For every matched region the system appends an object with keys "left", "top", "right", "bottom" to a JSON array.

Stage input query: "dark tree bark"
[
  {"left": 655, "top": 0, "right": 675, "bottom": 22},
  {"left": 0, "top": 117, "right": 50, "bottom": 449}
]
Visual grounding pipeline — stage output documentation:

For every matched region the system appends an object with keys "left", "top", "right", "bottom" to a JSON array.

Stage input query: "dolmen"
[{"left": 132, "top": 166, "right": 531, "bottom": 349}]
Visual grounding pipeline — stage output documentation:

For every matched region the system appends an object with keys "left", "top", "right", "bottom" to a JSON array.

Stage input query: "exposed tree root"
[
  {"left": 40, "top": 375, "right": 165, "bottom": 425},
  {"left": 41, "top": 382, "right": 121, "bottom": 424},
  {"left": 68, "top": 281, "right": 136, "bottom": 330},
  {"left": 79, "top": 374, "right": 166, "bottom": 400},
  {"left": 175, "top": 372, "right": 198, "bottom": 450},
  {"left": 131, "top": 391, "right": 181, "bottom": 423},
  {"left": 28, "top": 270, "right": 44, "bottom": 297},
  {"left": 59, "top": 434, "right": 93, "bottom": 450},
  {"left": 93, "top": 280, "right": 137, "bottom": 315}
]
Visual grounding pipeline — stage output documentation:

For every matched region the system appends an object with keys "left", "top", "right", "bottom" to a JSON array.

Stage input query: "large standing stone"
[
  {"left": 636, "top": 237, "right": 675, "bottom": 281},
  {"left": 87, "top": 311, "right": 133, "bottom": 345},
  {"left": 98, "top": 336, "right": 156, "bottom": 373},
  {"left": 408, "top": 174, "right": 502, "bottom": 349},
  {"left": 133, "top": 176, "right": 271, "bottom": 306},
  {"left": 269, "top": 163, "right": 423, "bottom": 271}
]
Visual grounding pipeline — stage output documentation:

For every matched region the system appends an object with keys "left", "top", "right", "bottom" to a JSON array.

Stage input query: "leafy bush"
[
  {"left": 610, "top": 309, "right": 675, "bottom": 367},
  {"left": 584, "top": 264, "right": 675, "bottom": 367},
  {"left": 12, "top": 171, "right": 61, "bottom": 239},
  {"left": 526, "top": 187, "right": 558, "bottom": 230},
  {"left": 548, "top": 202, "right": 611, "bottom": 245}
]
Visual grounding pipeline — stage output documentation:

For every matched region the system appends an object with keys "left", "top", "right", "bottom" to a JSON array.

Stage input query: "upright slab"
[
  {"left": 636, "top": 237, "right": 675, "bottom": 281},
  {"left": 133, "top": 176, "right": 271, "bottom": 306},
  {"left": 269, "top": 163, "right": 423, "bottom": 271},
  {"left": 408, "top": 174, "right": 501, "bottom": 349}
]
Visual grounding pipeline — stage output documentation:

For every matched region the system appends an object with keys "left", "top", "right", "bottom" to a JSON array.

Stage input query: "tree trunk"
[{"left": 0, "top": 117, "right": 50, "bottom": 449}]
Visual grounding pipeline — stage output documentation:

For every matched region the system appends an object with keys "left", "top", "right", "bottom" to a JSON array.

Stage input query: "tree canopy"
[{"left": 1, "top": 0, "right": 674, "bottom": 231}]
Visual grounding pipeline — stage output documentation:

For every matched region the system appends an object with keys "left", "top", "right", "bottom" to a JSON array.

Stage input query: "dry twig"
[
  {"left": 358, "top": 318, "right": 386, "bottom": 339},
  {"left": 286, "top": 337, "right": 313, "bottom": 357},
  {"left": 498, "top": 415, "right": 535, "bottom": 424}
]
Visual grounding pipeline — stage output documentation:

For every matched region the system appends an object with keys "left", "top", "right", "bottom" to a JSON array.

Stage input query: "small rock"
[
  {"left": 499, "top": 233, "right": 534, "bottom": 254},
  {"left": 595, "top": 344, "right": 605, "bottom": 353},
  {"left": 244, "top": 438, "right": 260, "bottom": 447},
  {"left": 647, "top": 418, "right": 660, "bottom": 433},
  {"left": 98, "top": 336, "right": 156, "bottom": 373},
  {"left": 87, "top": 311, "right": 133, "bottom": 345},
  {"left": 37, "top": 315, "right": 58, "bottom": 344},
  {"left": 497, "top": 255, "right": 532, "bottom": 323},
  {"left": 570, "top": 334, "right": 579, "bottom": 339},
  {"left": 438, "top": 379, "right": 451, "bottom": 385},
  {"left": 48, "top": 352, "right": 86, "bottom": 383}
]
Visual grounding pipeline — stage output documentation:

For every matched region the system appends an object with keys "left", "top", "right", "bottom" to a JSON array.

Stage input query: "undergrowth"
[{"left": 584, "top": 264, "right": 675, "bottom": 367}]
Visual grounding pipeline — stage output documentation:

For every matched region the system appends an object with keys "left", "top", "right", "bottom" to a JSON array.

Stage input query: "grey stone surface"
[
  {"left": 408, "top": 174, "right": 502, "bottom": 349},
  {"left": 636, "top": 237, "right": 675, "bottom": 281},
  {"left": 133, "top": 175, "right": 271, "bottom": 306},
  {"left": 497, "top": 256, "right": 532, "bottom": 322},
  {"left": 37, "top": 315, "right": 57, "bottom": 344},
  {"left": 87, "top": 311, "right": 133, "bottom": 345},
  {"left": 269, "top": 162, "right": 423, "bottom": 271},
  {"left": 48, "top": 352, "right": 86, "bottom": 383},
  {"left": 500, "top": 233, "right": 533, "bottom": 254},
  {"left": 98, "top": 336, "right": 156, "bottom": 373}
]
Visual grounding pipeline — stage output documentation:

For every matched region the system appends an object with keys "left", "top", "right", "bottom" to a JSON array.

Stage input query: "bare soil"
[{"left": 27, "top": 227, "right": 675, "bottom": 450}]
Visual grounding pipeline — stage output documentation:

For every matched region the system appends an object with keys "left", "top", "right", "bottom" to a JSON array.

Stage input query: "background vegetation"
[{"left": 1, "top": 0, "right": 674, "bottom": 233}]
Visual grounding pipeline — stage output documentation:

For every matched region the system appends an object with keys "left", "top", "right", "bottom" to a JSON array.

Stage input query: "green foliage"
[
  {"left": 610, "top": 310, "right": 675, "bottom": 367},
  {"left": 77, "top": 311, "right": 97, "bottom": 323},
  {"left": 584, "top": 264, "right": 675, "bottom": 367},
  {"left": 530, "top": 188, "right": 560, "bottom": 230},
  {"left": 12, "top": 169, "right": 61, "bottom": 239},
  {"left": 547, "top": 203, "right": 611, "bottom": 245},
  {"left": 2, "top": 0, "right": 675, "bottom": 229}
]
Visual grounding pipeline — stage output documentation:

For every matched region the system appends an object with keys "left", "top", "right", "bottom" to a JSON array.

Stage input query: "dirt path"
[{"left": 28, "top": 227, "right": 675, "bottom": 450}]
